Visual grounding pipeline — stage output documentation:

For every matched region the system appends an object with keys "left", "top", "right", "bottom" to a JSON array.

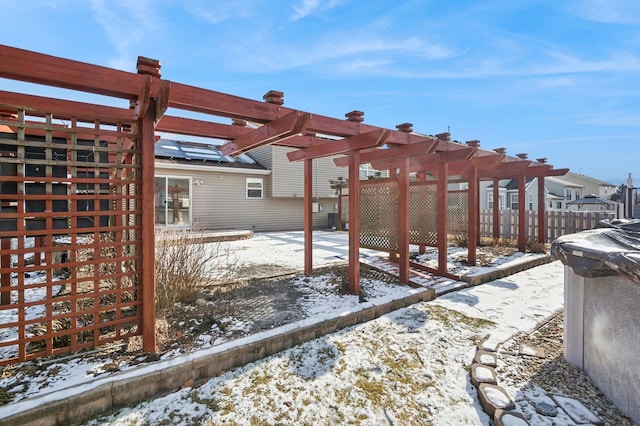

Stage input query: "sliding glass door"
[{"left": 155, "top": 176, "right": 191, "bottom": 227}]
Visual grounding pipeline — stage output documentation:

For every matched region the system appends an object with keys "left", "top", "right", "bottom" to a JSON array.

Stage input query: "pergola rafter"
[
  {"left": 332, "top": 138, "right": 439, "bottom": 167},
  {"left": 287, "top": 128, "right": 390, "bottom": 162},
  {"left": 221, "top": 110, "right": 310, "bottom": 157}
]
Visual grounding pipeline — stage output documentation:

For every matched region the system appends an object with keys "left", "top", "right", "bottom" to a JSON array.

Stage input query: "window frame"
[{"left": 246, "top": 177, "right": 264, "bottom": 199}]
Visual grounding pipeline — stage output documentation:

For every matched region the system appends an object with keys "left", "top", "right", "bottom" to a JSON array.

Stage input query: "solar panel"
[{"left": 155, "top": 139, "right": 260, "bottom": 165}]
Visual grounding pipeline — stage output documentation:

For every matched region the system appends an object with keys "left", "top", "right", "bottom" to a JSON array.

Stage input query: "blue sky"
[{"left": 1, "top": 0, "right": 639, "bottom": 185}]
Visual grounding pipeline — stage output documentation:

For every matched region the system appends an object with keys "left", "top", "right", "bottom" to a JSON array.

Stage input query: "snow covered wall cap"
[{"left": 551, "top": 219, "right": 640, "bottom": 284}]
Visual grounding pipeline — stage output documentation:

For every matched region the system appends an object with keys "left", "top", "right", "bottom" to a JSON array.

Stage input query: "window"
[
  {"left": 487, "top": 192, "right": 493, "bottom": 209},
  {"left": 359, "top": 163, "right": 385, "bottom": 180},
  {"left": 510, "top": 193, "right": 518, "bottom": 210},
  {"left": 556, "top": 201, "right": 562, "bottom": 209},
  {"left": 246, "top": 177, "right": 263, "bottom": 199},
  {"left": 155, "top": 176, "right": 191, "bottom": 227},
  {"left": 575, "top": 189, "right": 582, "bottom": 200},
  {"left": 565, "top": 188, "right": 572, "bottom": 201},
  {"left": 529, "top": 193, "right": 534, "bottom": 210}
]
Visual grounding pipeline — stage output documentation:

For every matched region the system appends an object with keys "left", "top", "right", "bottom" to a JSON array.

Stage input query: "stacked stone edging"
[
  {"left": 0, "top": 288, "right": 435, "bottom": 426},
  {"left": 471, "top": 336, "right": 530, "bottom": 425},
  {"left": 461, "top": 254, "right": 551, "bottom": 286}
]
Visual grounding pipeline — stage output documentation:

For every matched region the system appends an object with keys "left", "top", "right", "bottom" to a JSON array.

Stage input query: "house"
[
  {"left": 479, "top": 172, "right": 617, "bottom": 212},
  {"left": 480, "top": 177, "right": 540, "bottom": 211},
  {"left": 154, "top": 139, "right": 347, "bottom": 231}
]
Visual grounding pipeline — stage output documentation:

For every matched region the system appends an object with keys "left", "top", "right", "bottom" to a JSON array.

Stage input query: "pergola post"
[
  {"left": 398, "top": 157, "right": 410, "bottom": 283},
  {"left": 467, "top": 166, "right": 478, "bottom": 266},
  {"left": 437, "top": 162, "right": 449, "bottom": 275},
  {"left": 492, "top": 179, "right": 500, "bottom": 240},
  {"left": 536, "top": 158, "right": 548, "bottom": 244},
  {"left": 348, "top": 150, "right": 361, "bottom": 294},
  {"left": 140, "top": 99, "right": 157, "bottom": 353},
  {"left": 304, "top": 158, "right": 313, "bottom": 274},
  {"left": 416, "top": 172, "right": 427, "bottom": 254},
  {"left": 517, "top": 171, "right": 527, "bottom": 252}
]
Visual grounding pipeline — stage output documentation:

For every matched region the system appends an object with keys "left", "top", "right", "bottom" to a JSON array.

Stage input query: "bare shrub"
[
  {"left": 450, "top": 233, "right": 468, "bottom": 247},
  {"left": 526, "top": 238, "right": 548, "bottom": 254},
  {"left": 155, "top": 228, "right": 239, "bottom": 311}
]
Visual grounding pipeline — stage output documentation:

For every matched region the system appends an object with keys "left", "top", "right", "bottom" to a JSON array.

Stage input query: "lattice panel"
[
  {"left": 359, "top": 180, "right": 398, "bottom": 251},
  {"left": 409, "top": 183, "right": 438, "bottom": 245},
  {"left": 0, "top": 111, "right": 143, "bottom": 365},
  {"left": 448, "top": 190, "right": 469, "bottom": 237}
]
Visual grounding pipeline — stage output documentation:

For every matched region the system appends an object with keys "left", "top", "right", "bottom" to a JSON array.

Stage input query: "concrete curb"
[{"left": 0, "top": 288, "right": 435, "bottom": 426}]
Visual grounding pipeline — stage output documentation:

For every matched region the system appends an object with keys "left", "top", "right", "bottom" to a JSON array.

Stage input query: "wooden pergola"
[{"left": 0, "top": 45, "right": 567, "bottom": 361}]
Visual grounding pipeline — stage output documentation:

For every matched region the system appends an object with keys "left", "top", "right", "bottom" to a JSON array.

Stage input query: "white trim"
[
  {"left": 155, "top": 162, "right": 271, "bottom": 175},
  {"left": 155, "top": 175, "right": 193, "bottom": 228},
  {"left": 246, "top": 177, "right": 264, "bottom": 199}
]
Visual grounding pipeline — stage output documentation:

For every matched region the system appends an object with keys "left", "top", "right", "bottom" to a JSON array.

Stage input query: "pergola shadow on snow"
[{"left": 0, "top": 45, "right": 566, "bottom": 362}]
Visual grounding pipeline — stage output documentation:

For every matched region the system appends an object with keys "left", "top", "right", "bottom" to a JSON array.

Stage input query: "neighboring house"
[
  {"left": 479, "top": 172, "right": 617, "bottom": 212},
  {"left": 480, "top": 177, "right": 539, "bottom": 211},
  {"left": 560, "top": 172, "right": 617, "bottom": 200},
  {"left": 155, "top": 139, "right": 346, "bottom": 232}
]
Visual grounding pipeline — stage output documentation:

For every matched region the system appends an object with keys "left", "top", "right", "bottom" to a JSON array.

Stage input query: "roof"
[
  {"left": 505, "top": 177, "right": 534, "bottom": 190},
  {"left": 566, "top": 172, "right": 616, "bottom": 187},
  {"left": 155, "top": 139, "right": 267, "bottom": 171},
  {"left": 566, "top": 194, "right": 615, "bottom": 205},
  {"left": 546, "top": 176, "right": 585, "bottom": 188}
]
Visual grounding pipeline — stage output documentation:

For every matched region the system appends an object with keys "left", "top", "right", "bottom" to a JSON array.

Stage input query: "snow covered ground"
[{"left": 1, "top": 231, "right": 578, "bottom": 425}]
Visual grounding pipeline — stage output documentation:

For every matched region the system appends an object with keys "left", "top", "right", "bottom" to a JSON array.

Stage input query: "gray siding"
[
  {"left": 157, "top": 165, "right": 338, "bottom": 232},
  {"left": 270, "top": 146, "right": 345, "bottom": 199}
]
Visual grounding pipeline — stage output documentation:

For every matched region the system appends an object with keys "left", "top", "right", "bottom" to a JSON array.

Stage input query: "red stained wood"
[
  {"left": 468, "top": 166, "right": 479, "bottom": 266},
  {"left": 348, "top": 150, "right": 361, "bottom": 294},
  {"left": 304, "top": 159, "right": 313, "bottom": 274},
  {"left": 140, "top": 100, "right": 157, "bottom": 353},
  {"left": 287, "top": 128, "right": 389, "bottom": 161},
  {"left": 221, "top": 111, "right": 310, "bottom": 157},
  {"left": 538, "top": 176, "right": 546, "bottom": 243},
  {"left": 437, "top": 162, "right": 449, "bottom": 275},
  {"left": 398, "top": 157, "right": 410, "bottom": 284},
  {"left": 0, "top": 45, "right": 154, "bottom": 100},
  {"left": 0, "top": 90, "right": 137, "bottom": 125},
  {"left": 332, "top": 137, "right": 438, "bottom": 167},
  {"left": 517, "top": 173, "right": 527, "bottom": 252},
  {"left": 156, "top": 115, "right": 251, "bottom": 140}
]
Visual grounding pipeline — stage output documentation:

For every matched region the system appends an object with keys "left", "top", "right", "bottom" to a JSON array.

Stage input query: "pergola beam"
[
  {"left": 0, "top": 45, "right": 154, "bottom": 100},
  {"left": 332, "top": 137, "right": 438, "bottom": 167},
  {"left": 371, "top": 146, "right": 476, "bottom": 172},
  {"left": 287, "top": 128, "right": 390, "bottom": 161},
  {"left": 0, "top": 90, "right": 137, "bottom": 124},
  {"left": 156, "top": 115, "right": 251, "bottom": 140},
  {"left": 221, "top": 111, "right": 310, "bottom": 156}
]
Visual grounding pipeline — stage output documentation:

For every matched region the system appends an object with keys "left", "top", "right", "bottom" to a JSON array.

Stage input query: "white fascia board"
[{"left": 155, "top": 162, "right": 271, "bottom": 175}]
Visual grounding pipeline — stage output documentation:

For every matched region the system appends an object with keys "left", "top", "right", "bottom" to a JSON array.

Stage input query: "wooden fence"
[{"left": 479, "top": 209, "right": 616, "bottom": 242}]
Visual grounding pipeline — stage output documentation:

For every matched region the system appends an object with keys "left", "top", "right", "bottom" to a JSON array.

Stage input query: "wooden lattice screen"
[
  {"left": 360, "top": 179, "right": 398, "bottom": 251},
  {"left": 0, "top": 111, "right": 143, "bottom": 365},
  {"left": 409, "top": 182, "right": 437, "bottom": 245},
  {"left": 448, "top": 190, "right": 469, "bottom": 237},
  {"left": 359, "top": 180, "right": 469, "bottom": 252}
]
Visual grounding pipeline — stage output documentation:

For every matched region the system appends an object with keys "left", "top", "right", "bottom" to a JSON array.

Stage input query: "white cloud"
[
  {"left": 226, "top": 33, "right": 460, "bottom": 74},
  {"left": 187, "top": 1, "right": 260, "bottom": 24},
  {"left": 571, "top": 0, "right": 640, "bottom": 24},
  {"left": 291, "top": 0, "right": 343, "bottom": 21},
  {"left": 89, "top": 0, "right": 164, "bottom": 70}
]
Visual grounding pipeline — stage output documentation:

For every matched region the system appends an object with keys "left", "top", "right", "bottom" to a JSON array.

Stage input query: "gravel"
[{"left": 495, "top": 311, "right": 635, "bottom": 425}]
